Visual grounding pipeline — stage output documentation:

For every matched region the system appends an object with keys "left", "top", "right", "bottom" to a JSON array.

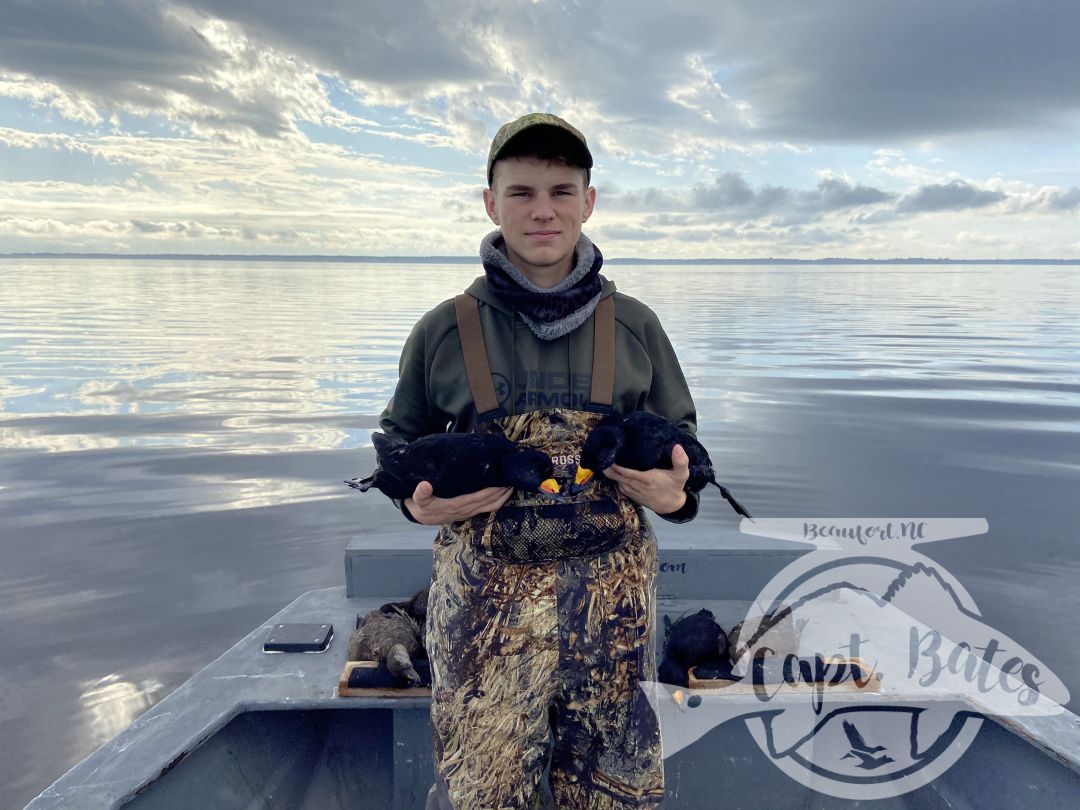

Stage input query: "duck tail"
[
  {"left": 344, "top": 474, "right": 376, "bottom": 492},
  {"left": 709, "top": 479, "right": 754, "bottom": 522}
]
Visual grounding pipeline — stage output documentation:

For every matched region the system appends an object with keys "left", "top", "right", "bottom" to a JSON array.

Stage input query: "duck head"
[
  {"left": 569, "top": 424, "right": 623, "bottom": 494},
  {"left": 504, "top": 448, "right": 566, "bottom": 501},
  {"left": 387, "top": 644, "right": 421, "bottom": 686}
]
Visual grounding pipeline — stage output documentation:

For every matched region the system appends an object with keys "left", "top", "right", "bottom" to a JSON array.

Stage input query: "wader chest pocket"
[{"left": 474, "top": 495, "right": 628, "bottom": 563}]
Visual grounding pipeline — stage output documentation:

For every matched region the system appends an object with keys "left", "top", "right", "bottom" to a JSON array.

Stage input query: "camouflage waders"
[{"left": 424, "top": 295, "right": 665, "bottom": 809}]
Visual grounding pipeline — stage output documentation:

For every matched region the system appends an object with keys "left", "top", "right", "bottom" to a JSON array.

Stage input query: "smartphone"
[{"left": 263, "top": 623, "right": 334, "bottom": 653}]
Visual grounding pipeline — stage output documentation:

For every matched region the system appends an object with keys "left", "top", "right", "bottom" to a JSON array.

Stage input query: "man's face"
[{"left": 484, "top": 157, "right": 596, "bottom": 287}]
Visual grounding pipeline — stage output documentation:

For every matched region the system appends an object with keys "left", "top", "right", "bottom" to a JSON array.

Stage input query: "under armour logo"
[{"left": 491, "top": 373, "right": 510, "bottom": 404}]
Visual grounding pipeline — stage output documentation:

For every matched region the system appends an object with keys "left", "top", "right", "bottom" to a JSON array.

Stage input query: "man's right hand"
[{"left": 404, "top": 481, "right": 513, "bottom": 525}]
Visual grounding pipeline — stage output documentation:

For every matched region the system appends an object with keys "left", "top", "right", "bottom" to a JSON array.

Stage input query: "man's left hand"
[{"left": 605, "top": 444, "right": 690, "bottom": 515}]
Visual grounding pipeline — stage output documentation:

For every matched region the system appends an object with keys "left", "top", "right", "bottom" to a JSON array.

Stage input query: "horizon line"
[{"left": 2, "top": 252, "right": 1079, "bottom": 265}]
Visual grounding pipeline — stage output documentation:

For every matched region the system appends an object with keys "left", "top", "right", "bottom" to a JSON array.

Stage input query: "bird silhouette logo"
[{"left": 839, "top": 720, "right": 894, "bottom": 769}]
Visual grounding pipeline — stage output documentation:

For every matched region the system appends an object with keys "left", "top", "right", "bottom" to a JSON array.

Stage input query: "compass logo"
[{"left": 641, "top": 519, "right": 1070, "bottom": 799}]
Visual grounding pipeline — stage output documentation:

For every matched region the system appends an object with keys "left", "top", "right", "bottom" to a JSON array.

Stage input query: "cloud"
[
  {"left": 639, "top": 213, "right": 716, "bottom": 228},
  {"left": 1, "top": 2, "right": 216, "bottom": 124},
  {"left": 866, "top": 150, "right": 947, "bottom": 187},
  {"left": 130, "top": 219, "right": 169, "bottom": 234},
  {"left": 595, "top": 225, "right": 666, "bottom": 242},
  {"left": 816, "top": 178, "right": 894, "bottom": 209},
  {"left": 3, "top": 0, "right": 1080, "bottom": 160},
  {"left": 177, "top": 0, "right": 1080, "bottom": 151},
  {"left": 897, "top": 180, "right": 1007, "bottom": 213},
  {"left": 604, "top": 174, "right": 894, "bottom": 225},
  {"left": 710, "top": 0, "right": 1080, "bottom": 142},
  {"left": 1045, "top": 187, "right": 1080, "bottom": 211},
  {"left": 0, "top": 1, "right": 1078, "bottom": 258},
  {"left": 592, "top": 170, "right": 1077, "bottom": 256},
  {"left": 0, "top": 1, "right": 371, "bottom": 142},
  {"left": 0, "top": 126, "right": 94, "bottom": 153},
  {"left": 956, "top": 230, "right": 1008, "bottom": 246},
  {"left": 188, "top": 0, "right": 484, "bottom": 89},
  {"left": 1011, "top": 185, "right": 1080, "bottom": 214},
  {"left": 0, "top": 74, "right": 104, "bottom": 125}
]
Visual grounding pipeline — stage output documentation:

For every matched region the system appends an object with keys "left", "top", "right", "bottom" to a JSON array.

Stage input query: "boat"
[{"left": 25, "top": 524, "right": 1080, "bottom": 809}]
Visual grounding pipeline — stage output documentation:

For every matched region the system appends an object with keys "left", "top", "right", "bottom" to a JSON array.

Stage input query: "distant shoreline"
[{"left": 1, "top": 253, "right": 1078, "bottom": 265}]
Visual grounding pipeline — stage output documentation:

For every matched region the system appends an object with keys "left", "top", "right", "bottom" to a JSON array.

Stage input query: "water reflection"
[
  {"left": 79, "top": 673, "right": 167, "bottom": 748},
  {"left": 0, "top": 260, "right": 478, "bottom": 455}
]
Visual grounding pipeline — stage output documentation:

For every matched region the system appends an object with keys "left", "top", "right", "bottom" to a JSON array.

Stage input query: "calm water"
[{"left": 2, "top": 259, "right": 1079, "bottom": 806}]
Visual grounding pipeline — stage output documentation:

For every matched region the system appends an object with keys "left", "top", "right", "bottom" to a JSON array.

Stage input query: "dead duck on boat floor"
[
  {"left": 346, "top": 605, "right": 426, "bottom": 686},
  {"left": 658, "top": 609, "right": 730, "bottom": 688},
  {"left": 378, "top": 587, "right": 429, "bottom": 648}
]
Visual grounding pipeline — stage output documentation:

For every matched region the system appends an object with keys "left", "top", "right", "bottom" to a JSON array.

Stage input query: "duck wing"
[
  {"left": 369, "top": 433, "right": 463, "bottom": 497},
  {"left": 428, "top": 432, "right": 516, "bottom": 494},
  {"left": 355, "top": 608, "right": 423, "bottom": 659},
  {"left": 376, "top": 432, "right": 520, "bottom": 498}
]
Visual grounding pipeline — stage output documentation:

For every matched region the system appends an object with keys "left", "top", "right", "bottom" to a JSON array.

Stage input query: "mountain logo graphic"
[{"left": 641, "top": 519, "right": 1069, "bottom": 800}]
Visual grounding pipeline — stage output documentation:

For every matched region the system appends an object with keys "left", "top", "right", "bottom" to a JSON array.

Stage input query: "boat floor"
[
  {"left": 28, "top": 585, "right": 1080, "bottom": 809},
  {"left": 27, "top": 520, "right": 1080, "bottom": 810}
]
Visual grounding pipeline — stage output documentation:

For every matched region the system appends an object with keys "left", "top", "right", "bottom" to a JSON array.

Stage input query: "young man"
[{"left": 379, "top": 113, "right": 699, "bottom": 809}]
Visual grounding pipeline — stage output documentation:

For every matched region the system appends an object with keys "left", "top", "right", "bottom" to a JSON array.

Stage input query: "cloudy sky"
[{"left": 1, "top": 0, "right": 1078, "bottom": 259}]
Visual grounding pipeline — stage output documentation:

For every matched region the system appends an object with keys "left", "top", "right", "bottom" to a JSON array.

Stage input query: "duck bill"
[
  {"left": 539, "top": 478, "right": 561, "bottom": 495},
  {"left": 574, "top": 467, "right": 594, "bottom": 486},
  {"left": 538, "top": 478, "right": 568, "bottom": 502},
  {"left": 566, "top": 466, "right": 595, "bottom": 496}
]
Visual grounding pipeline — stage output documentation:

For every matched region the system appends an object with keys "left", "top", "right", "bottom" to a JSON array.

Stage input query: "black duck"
[
  {"left": 569, "top": 411, "right": 751, "bottom": 519},
  {"left": 663, "top": 609, "right": 729, "bottom": 670},
  {"left": 346, "top": 431, "right": 562, "bottom": 500}
]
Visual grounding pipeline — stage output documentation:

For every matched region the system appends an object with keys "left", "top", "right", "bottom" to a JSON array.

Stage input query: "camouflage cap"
[{"left": 486, "top": 112, "right": 593, "bottom": 186}]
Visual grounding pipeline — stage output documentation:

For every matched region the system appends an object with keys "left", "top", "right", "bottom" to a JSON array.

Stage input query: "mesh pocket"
[{"left": 473, "top": 493, "right": 629, "bottom": 563}]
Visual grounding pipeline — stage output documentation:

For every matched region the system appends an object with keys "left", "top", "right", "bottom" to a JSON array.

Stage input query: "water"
[{"left": 2, "top": 259, "right": 1079, "bottom": 806}]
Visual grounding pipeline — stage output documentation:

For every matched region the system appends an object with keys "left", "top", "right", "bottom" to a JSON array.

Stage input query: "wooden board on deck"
[
  {"left": 688, "top": 656, "right": 882, "bottom": 694},
  {"left": 337, "top": 660, "right": 432, "bottom": 698}
]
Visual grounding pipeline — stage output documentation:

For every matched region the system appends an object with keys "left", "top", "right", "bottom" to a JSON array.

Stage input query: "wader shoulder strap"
[
  {"left": 589, "top": 295, "right": 615, "bottom": 408},
  {"left": 454, "top": 292, "right": 617, "bottom": 416},
  {"left": 455, "top": 294, "right": 502, "bottom": 419}
]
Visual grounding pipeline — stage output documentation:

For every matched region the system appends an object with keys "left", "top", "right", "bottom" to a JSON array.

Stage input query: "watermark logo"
[{"left": 641, "top": 518, "right": 1070, "bottom": 799}]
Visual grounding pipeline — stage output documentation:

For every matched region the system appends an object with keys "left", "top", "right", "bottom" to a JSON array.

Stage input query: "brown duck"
[{"left": 346, "top": 606, "right": 425, "bottom": 685}]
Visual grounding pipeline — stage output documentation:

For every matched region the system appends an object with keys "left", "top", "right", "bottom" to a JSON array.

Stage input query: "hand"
[
  {"left": 605, "top": 444, "right": 690, "bottom": 516},
  {"left": 404, "top": 481, "right": 514, "bottom": 526}
]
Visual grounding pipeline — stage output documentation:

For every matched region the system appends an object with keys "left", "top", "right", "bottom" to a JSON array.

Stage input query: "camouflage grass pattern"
[
  {"left": 467, "top": 409, "right": 641, "bottom": 563},
  {"left": 426, "top": 408, "right": 665, "bottom": 808}
]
